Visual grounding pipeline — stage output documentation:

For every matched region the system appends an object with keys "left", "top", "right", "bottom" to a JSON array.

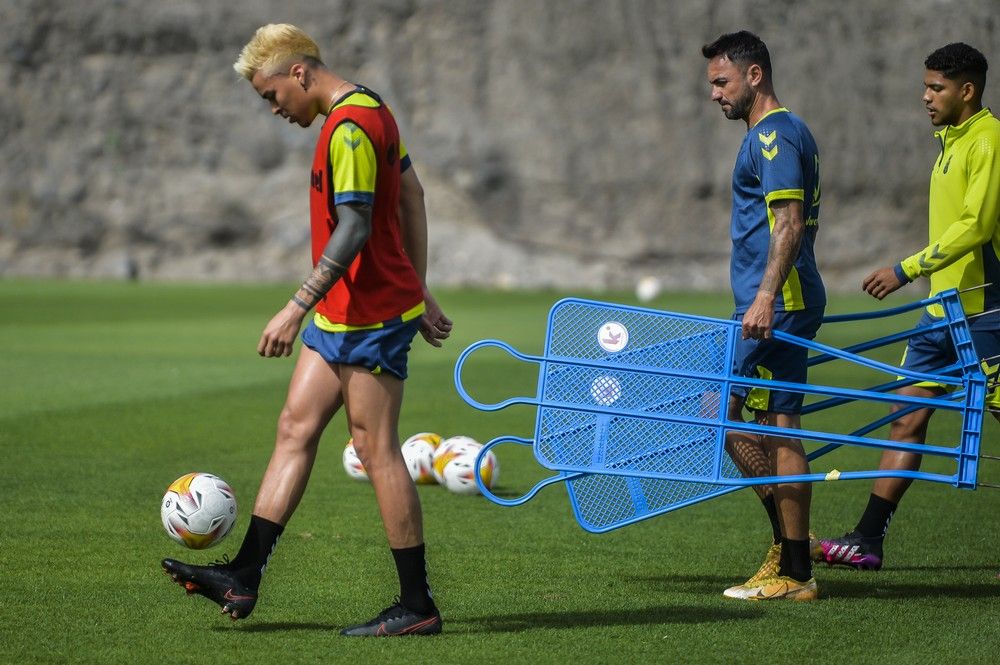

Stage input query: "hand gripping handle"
[
  {"left": 453, "top": 339, "right": 544, "bottom": 412},
  {"left": 474, "top": 436, "right": 584, "bottom": 506}
]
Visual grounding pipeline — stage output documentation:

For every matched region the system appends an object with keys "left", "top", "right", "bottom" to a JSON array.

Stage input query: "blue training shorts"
[
  {"left": 730, "top": 307, "right": 825, "bottom": 415},
  {"left": 300, "top": 317, "right": 420, "bottom": 381},
  {"left": 901, "top": 311, "right": 1000, "bottom": 408}
]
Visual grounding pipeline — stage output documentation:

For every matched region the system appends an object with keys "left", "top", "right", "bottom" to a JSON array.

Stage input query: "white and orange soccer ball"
[
  {"left": 432, "top": 435, "right": 482, "bottom": 484},
  {"left": 401, "top": 437, "right": 436, "bottom": 485},
  {"left": 403, "top": 432, "right": 442, "bottom": 450},
  {"left": 441, "top": 448, "right": 500, "bottom": 495},
  {"left": 343, "top": 438, "right": 369, "bottom": 481},
  {"left": 161, "top": 472, "right": 238, "bottom": 549}
]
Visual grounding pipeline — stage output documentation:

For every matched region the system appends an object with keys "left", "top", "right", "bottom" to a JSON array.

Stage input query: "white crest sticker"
[
  {"left": 597, "top": 321, "right": 629, "bottom": 353},
  {"left": 590, "top": 375, "right": 622, "bottom": 406}
]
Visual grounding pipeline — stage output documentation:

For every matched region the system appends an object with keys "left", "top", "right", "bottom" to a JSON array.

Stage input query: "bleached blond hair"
[{"left": 233, "top": 23, "right": 322, "bottom": 80}]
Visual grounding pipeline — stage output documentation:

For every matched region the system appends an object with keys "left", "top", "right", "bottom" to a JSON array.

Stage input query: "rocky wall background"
[{"left": 1, "top": 0, "right": 997, "bottom": 290}]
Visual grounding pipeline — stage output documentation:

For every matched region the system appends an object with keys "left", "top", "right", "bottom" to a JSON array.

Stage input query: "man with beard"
[{"left": 702, "top": 31, "right": 825, "bottom": 601}]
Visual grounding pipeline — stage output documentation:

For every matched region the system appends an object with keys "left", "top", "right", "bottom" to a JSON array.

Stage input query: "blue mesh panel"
[{"left": 535, "top": 300, "right": 732, "bottom": 483}]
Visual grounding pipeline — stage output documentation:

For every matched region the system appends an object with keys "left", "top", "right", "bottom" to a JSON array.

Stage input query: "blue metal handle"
[
  {"left": 474, "top": 436, "right": 585, "bottom": 505},
  {"left": 821, "top": 291, "right": 948, "bottom": 323},
  {"left": 454, "top": 340, "right": 545, "bottom": 411}
]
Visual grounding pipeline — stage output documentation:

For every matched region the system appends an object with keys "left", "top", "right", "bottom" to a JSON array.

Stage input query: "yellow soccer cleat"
[
  {"left": 722, "top": 542, "right": 781, "bottom": 599},
  {"left": 744, "top": 575, "right": 818, "bottom": 602}
]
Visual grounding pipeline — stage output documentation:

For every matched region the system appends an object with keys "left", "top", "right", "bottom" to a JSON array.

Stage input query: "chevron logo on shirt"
[
  {"left": 918, "top": 244, "right": 946, "bottom": 269},
  {"left": 342, "top": 122, "right": 363, "bottom": 150},
  {"left": 758, "top": 130, "right": 776, "bottom": 146},
  {"left": 761, "top": 145, "right": 778, "bottom": 161}
]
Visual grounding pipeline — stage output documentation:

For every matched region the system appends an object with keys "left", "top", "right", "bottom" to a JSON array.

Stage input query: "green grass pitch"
[{"left": 1, "top": 281, "right": 998, "bottom": 664}]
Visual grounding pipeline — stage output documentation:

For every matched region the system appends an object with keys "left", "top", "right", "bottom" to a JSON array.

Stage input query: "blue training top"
[{"left": 730, "top": 107, "right": 826, "bottom": 313}]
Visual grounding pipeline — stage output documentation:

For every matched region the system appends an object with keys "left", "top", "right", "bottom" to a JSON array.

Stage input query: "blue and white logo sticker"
[{"left": 597, "top": 321, "right": 628, "bottom": 353}]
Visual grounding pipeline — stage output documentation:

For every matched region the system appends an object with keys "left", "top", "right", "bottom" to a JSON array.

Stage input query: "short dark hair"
[
  {"left": 702, "top": 30, "right": 772, "bottom": 79},
  {"left": 925, "top": 42, "right": 988, "bottom": 94}
]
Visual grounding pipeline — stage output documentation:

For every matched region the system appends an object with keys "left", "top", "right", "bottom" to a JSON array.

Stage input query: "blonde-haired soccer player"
[{"left": 163, "top": 23, "right": 452, "bottom": 636}]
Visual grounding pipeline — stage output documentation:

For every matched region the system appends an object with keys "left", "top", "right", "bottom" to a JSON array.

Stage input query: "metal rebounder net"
[{"left": 454, "top": 288, "right": 987, "bottom": 533}]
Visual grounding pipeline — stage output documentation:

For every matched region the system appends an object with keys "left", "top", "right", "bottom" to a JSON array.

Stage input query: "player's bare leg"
[
  {"left": 254, "top": 347, "right": 344, "bottom": 524},
  {"left": 724, "top": 396, "right": 774, "bottom": 502},
  {"left": 339, "top": 364, "right": 440, "bottom": 636},
  {"left": 870, "top": 386, "right": 939, "bottom": 504},
  {"left": 340, "top": 365, "right": 423, "bottom": 549},
  {"left": 722, "top": 397, "right": 792, "bottom": 599},
  {"left": 767, "top": 413, "right": 810, "bottom": 541},
  {"left": 162, "top": 347, "right": 346, "bottom": 619},
  {"left": 815, "top": 386, "right": 939, "bottom": 571},
  {"left": 736, "top": 411, "right": 817, "bottom": 601}
]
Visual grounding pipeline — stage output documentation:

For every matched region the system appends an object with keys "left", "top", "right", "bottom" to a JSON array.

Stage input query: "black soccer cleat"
[
  {"left": 340, "top": 599, "right": 442, "bottom": 637},
  {"left": 161, "top": 558, "right": 258, "bottom": 620}
]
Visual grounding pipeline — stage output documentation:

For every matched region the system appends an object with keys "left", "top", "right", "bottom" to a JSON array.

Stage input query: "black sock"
[
  {"left": 391, "top": 544, "right": 435, "bottom": 614},
  {"left": 761, "top": 494, "right": 782, "bottom": 544},
  {"left": 854, "top": 494, "right": 897, "bottom": 539},
  {"left": 229, "top": 514, "right": 284, "bottom": 587},
  {"left": 778, "top": 538, "right": 812, "bottom": 582}
]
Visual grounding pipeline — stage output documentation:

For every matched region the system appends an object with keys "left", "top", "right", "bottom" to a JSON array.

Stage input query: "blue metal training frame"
[{"left": 454, "top": 288, "right": 986, "bottom": 533}]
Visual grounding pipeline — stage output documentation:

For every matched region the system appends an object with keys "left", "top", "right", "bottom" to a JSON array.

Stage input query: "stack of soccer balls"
[{"left": 343, "top": 432, "right": 499, "bottom": 496}]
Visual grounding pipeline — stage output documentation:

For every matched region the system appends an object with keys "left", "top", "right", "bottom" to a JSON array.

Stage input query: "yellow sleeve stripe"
[
  {"left": 330, "top": 122, "right": 377, "bottom": 204},
  {"left": 313, "top": 301, "right": 426, "bottom": 332},
  {"left": 764, "top": 189, "right": 805, "bottom": 205},
  {"left": 400, "top": 139, "right": 411, "bottom": 172},
  {"left": 766, "top": 201, "right": 805, "bottom": 310}
]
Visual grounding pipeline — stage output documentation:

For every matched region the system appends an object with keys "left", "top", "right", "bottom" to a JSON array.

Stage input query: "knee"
[
  {"left": 888, "top": 412, "right": 927, "bottom": 442},
  {"left": 350, "top": 430, "right": 400, "bottom": 472},
  {"left": 275, "top": 405, "right": 321, "bottom": 452}
]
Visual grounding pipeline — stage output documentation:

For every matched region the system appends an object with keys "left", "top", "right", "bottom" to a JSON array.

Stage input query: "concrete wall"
[{"left": 1, "top": 0, "right": 997, "bottom": 290}]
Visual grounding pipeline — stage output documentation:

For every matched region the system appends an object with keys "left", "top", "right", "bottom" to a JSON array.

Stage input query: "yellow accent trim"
[
  {"left": 765, "top": 198, "right": 806, "bottom": 310},
  {"left": 983, "top": 361, "right": 1000, "bottom": 410},
  {"left": 988, "top": 385, "right": 1000, "bottom": 410},
  {"left": 751, "top": 107, "right": 790, "bottom": 128},
  {"left": 782, "top": 267, "right": 804, "bottom": 310},
  {"left": 331, "top": 91, "right": 381, "bottom": 111},
  {"left": 313, "top": 301, "right": 426, "bottom": 332},
  {"left": 764, "top": 189, "right": 804, "bottom": 205},
  {"left": 745, "top": 365, "right": 773, "bottom": 412},
  {"left": 812, "top": 155, "right": 821, "bottom": 206}
]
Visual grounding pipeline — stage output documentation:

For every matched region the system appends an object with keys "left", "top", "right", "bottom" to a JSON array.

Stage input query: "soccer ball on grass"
[
  {"left": 432, "top": 435, "right": 482, "bottom": 484},
  {"left": 401, "top": 436, "right": 437, "bottom": 484},
  {"left": 441, "top": 448, "right": 500, "bottom": 495}
]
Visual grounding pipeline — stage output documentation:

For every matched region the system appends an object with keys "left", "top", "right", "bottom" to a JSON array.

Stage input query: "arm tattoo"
[
  {"left": 290, "top": 203, "right": 372, "bottom": 312},
  {"left": 758, "top": 200, "right": 805, "bottom": 296},
  {"left": 292, "top": 255, "right": 348, "bottom": 311}
]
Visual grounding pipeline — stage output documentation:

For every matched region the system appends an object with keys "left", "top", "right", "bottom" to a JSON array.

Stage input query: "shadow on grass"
[
  {"left": 212, "top": 607, "right": 760, "bottom": 636},
  {"left": 885, "top": 564, "right": 996, "bottom": 573},
  {"left": 214, "top": 621, "right": 339, "bottom": 633},
  {"left": 629, "top": 571, "right": 1000, "bottom": 600},
  {"left": 456, "top": 604, "right": 762, "bottom": 634}
]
